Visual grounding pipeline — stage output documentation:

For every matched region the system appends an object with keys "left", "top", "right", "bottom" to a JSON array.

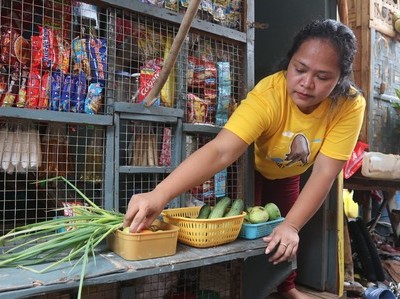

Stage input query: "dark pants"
[{"left": 254, "top": 171, "right": 300, "bottom": 293}]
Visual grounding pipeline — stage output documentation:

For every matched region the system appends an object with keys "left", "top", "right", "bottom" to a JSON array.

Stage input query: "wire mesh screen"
[
  {"left": 25, "top": 260, "right": 242, "bottom": 298},
  {"left": 131, "top": 260, "right": 242, "bottom": 299},
  {"left": 184, "top": 133, "right": 244, "bottom": 207},
  {"left": 107, "top": 7, "right": 180, "bottom": 106},
  {"left": 0, "top": 0, "right": 109, "bottom": 114},
  {"left": 117, "top": 118, "right": 177, "bottom": 212},
  {"left": 0, "top": 118, "right": 106, "bottom": 235},
  {"left": 184, "top": 33, "right": 243, "bottom": 126},
  {"left": 0, "top": 0, "right": 247, "bottom": 230},
  {"left": 143, "top": 0, "right": 244, "bottom": 31},
  {"left": 119, "top": 119, "right": 175, "bottom": 167},
  {"left": 113, "top": 6, "right": 246, "bottom": 209},
  {"left": 118, "top": 173, "right": 171, "bottom": 213},
  {"left": 106, "top": 6, "right": 245, "bottom": 113}
]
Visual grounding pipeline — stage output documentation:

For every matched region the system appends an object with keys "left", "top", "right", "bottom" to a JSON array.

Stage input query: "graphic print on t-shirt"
[{"left": 284, "top": 133, "right": 310, "bottom": 166}]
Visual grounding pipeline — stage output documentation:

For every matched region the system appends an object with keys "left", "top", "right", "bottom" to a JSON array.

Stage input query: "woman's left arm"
[
  {"left": 286, "top": 152, "right": 346, "bottom": 231},
  {"left": 264, "top": 152, "right": 346, "bottom": 264}
]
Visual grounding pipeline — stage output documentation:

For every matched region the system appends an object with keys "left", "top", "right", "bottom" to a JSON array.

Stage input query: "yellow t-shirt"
[{"left": 224, "top": 71, "right": 366, "bottom": 180}]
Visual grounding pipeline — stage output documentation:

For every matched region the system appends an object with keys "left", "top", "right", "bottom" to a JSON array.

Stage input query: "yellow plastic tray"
[{"left": 107, "top": 219, "right": 179, "bottom": 260}]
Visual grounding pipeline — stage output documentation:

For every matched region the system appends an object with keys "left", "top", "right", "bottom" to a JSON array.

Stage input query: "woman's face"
[{"left": 286, "top": 38, "right": 341, "bottom": 114}]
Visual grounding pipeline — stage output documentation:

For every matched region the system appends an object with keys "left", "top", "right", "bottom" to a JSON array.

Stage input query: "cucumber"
[
  {"left": 208, "top": 197, "right": 231, "bottom": 219},
  {"left": 197, "top": 204, "right": 212, "bottom": 219},
  {"left": 224, "top": 198, "right": 244, "bottom": 217}
]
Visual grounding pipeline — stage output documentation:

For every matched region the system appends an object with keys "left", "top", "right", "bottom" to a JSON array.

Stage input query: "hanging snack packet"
[
  {"left": 165, "top": 0, "right": 178, "bottom": 11},
  {"left": 214, "top": 168, "right": 227, "bottom": 198},
  {"left": 0, "top": 70, "right": 19, "bottom": 107},
  {"left": 14, "top": 36, "right": 31, "bottom": 67},
  {"left": 39, "top": 71, "right": 50, "bottom": 109},
  {"left": 70, "top": 70, "right": 87, "bottom": 113},
  {"left": 0, "top": 65, "right": 7, "bottom": 94},
  {"left": 71, "top": 37, "right": 90, "bottom": 77},
  {"left": 57, "top": 37, "right": 71, "bottom": 74},
  {"left": 204, "top": 88, "right": 217, "bottom": 124},
  {"left": 38, "top": 26, "right": 59, "bottom": 70},
  {"left": 30, "top": 35, "right": 43, "bottom": 69},
  {"left": 216, "top": 61, "right": 231, "bottom": 126},
  {"left": 50, "top": 70, "right": 63, "bottom": 111},
  {"left": 25, "top": 68, "right": 41, "bottom": 109},
  {"left": 160, "top": 34, "right": 175, "bottom": 107},
  {"left": 84, "top": 82, "right": 103, "bottom": 114},
  {"left": 159, "top": 127, "right": 172, "bottom": 166},
  {"left": 0, "top": 26, "right": 21, "bottom": 68},
  {"left": 191, "top": 178, "right": 214, "bottom": 204},
  {"left": 186, "top": 93, "right": 209, "bottom": 123},
  {"left": 60, "top": 74, "right": 72, "bottom": 112},
  {"left": 86, "top": 35, "right": 107, "bottom": 82},
  {"left": 137, "top": 59, "right": 162, "bottom": 105},
  {"left": 187, "top": 56, "right": 205, "bottom": 88},
  {"left": 16, "top": 69, "right": 29, "bottom": 108}
]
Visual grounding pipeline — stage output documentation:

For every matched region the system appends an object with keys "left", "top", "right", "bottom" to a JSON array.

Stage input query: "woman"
[{"left": 124, "top": 19, "right": 365, "bottom": 299}]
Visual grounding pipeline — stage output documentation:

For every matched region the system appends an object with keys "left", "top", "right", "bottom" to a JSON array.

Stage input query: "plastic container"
[
  {"left": 107, "top": 219, "right": 179, "bottom": 261},
  {"left": 161, "top": 206, "right": 245, "bottom": 248},
  {"left": 239, "top": 217, "right": 285, "bottom": 240},
  {"left": 364, "top": 287, "right": 396, "bottom": 299}
]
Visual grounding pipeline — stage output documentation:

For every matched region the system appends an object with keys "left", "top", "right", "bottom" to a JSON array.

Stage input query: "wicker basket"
[{"left": 161, "top": 206, "right": 245, "bottom": 248}]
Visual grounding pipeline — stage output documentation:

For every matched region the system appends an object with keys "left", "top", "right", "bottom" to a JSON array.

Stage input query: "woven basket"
[{"left": 161, "top": 206, "right": 245, "bottom": 248}]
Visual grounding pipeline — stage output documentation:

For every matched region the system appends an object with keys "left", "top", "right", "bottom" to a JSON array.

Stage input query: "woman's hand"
[
  {"left": 123, "top": 190, "right": 167, "bottom": 233},
  {"left": 263, "top": 221, "right": 299, "bottom": 264}
]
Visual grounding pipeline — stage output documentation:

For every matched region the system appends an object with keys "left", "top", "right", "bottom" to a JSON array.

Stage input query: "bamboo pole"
[{"left": 337, "top": 0, "right": 349, "bottom": 25}]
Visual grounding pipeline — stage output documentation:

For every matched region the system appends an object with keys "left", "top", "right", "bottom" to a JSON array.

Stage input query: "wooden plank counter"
[{"left": 0, "top": 238, "right": 294, "bottom": 299}]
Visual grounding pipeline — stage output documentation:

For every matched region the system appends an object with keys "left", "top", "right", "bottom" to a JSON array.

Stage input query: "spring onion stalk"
[{"left": 0, "top": 176, "right": 125, "bottom": 299}]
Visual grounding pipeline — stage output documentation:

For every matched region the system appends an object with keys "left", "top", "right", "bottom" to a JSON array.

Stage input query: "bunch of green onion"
[{"left": 0, "top": 176, "right": 125, "bottom": 299}]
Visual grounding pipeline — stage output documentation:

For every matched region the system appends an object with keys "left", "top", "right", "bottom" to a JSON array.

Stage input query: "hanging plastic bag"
[{"left": 343, "top": 140, "right": 369, "bottom": 179}]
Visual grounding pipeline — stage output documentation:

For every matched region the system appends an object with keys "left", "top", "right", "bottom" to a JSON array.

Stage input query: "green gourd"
[
  {"left": 208, "top": 197, "right": 231, "bottom": 219},
  {"left": 224, "top": 198, "right": 244, "bottom": 217}
]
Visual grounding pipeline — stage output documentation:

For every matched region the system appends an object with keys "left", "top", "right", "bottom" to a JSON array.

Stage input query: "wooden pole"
[{"left": 337, "top": 0, "right": 349, "bottom": 25}]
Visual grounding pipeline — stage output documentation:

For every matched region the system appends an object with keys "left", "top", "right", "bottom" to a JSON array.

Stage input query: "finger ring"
[{"left": 280, "top": 242, "right": 288, "bottom": 248}]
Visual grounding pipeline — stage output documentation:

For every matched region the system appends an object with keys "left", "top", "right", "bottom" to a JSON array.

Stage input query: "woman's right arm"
[{"left": 123, "top": 128, "right": 249, "bottom": 232}]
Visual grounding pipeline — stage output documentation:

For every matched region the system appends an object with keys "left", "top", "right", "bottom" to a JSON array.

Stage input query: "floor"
[{"left": 266, "top": 285, "right": 341, "bottom": 299}]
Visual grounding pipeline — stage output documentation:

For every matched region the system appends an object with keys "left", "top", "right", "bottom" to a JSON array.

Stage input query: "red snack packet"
[
  {"left": 14, "top": 36, "right": 31, "bottom": 67},
  {"left": 343, "top": 141, "right": 369, "bottom": 179},
  {"left": 39, "top": 71, "right": 50, "bottom": 109},
  {"left": 26, "top": 68, "right": 41, "bottom": 109},
  {"left": 186, "top": 93, "right": 209, "bottom": 123},
  {"left": 191, "top": 178, "right": 215, "bottom": 204},
  {"left": 53, "top": 31, "right": 70, "bottom": 74},
  {"left": 16, "top": 70, "right": 29, "bottom": 108},
  {"left": 31, "top": 35, "right": 43, "bottom": 69},
  {"left": 204, "top": 61, "right": 217, "bottom": 87},
  {"left": 159, "top": 127, "right": 171, "bottom": 166},
  {"left": 187, "top": 56, "right": 205, "bottom": 88},
  {"left": 137, "top": 59, "right": 163, "bottom": 104},
  {"left": 0, "top": 70, "right": 19, "bottom": 107},
  {"left": 0, "top": 26, "right": 21, "bottom": 69},
  {"left": 0, "top": 71, "right": 7, "bottom": 94}
]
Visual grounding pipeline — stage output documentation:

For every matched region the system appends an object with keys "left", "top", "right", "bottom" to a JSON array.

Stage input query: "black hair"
[{"left": 279, "top": 19, "right": 360, "bottom": 100}]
